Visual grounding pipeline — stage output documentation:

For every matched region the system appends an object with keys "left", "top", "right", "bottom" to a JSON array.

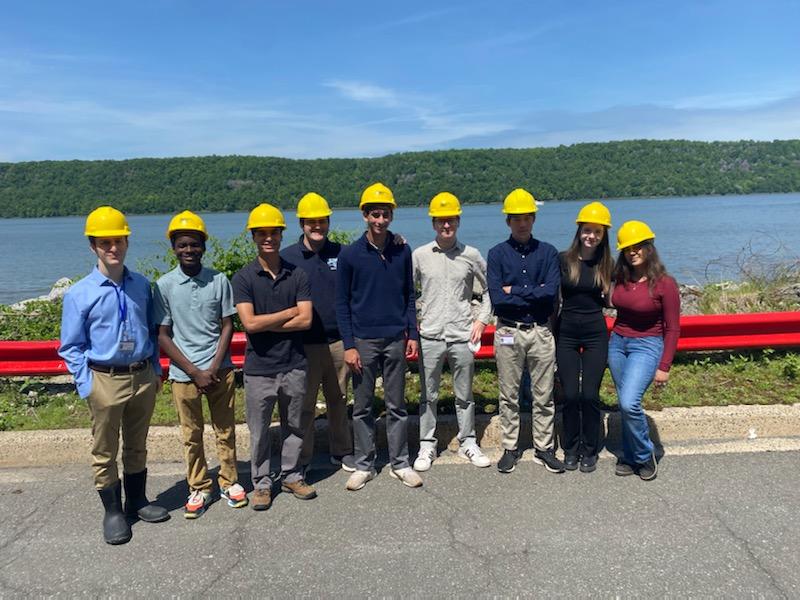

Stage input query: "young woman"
[
  {"left": 609, "top": 221, "right": 680, "bottom": 481},
  {"left": 556, "top": 202, "right": 614, "bottom": 473}
]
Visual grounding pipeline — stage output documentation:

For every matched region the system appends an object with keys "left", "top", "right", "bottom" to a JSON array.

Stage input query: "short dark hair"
[
  {"left": 362, "top": 203, "right": 394, "bottom": 217},
  {"left": 170, "top": 231, "right": 206, "bottom": 250}
]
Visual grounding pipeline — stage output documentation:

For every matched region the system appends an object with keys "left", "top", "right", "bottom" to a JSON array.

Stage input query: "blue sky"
[{"left": 1, "top": 0, "right": 799, "bottom": 162}]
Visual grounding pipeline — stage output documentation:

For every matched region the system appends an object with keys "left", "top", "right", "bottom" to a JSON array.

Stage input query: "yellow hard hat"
[
  {"left": 84, "top": 206, "right": 131, "bottom": 238},
  {"left": 428, "top": 192, "right": 462, "bottom": 218},
  {"left": 617, "top": 220, "right": 655, "bottom": 251},
  {"left": 246, "top": 203, "right": 286, "bottom": 230},
  {"left": 576, "top": 201, "right": 612, "bottom": 228},
  {"left": 166, "top": 210, "right": 208, "bottom": 240},
  {"left": 296, "top": 192, "right": 332, "bottom": 219},
  {"left": 502, "top": 188, "right": 538, "bottom": 214},
  {"left": 359, "top": 182, "right": 397, "bottom": 209}
]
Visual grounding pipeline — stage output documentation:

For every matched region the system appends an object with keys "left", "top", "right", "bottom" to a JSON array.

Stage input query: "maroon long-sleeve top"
[{"left": 611, "top": 276, "right": 681, "bottom": 371}]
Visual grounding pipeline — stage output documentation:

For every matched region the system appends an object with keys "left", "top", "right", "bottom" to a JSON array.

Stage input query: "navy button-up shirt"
[
  {"left": 281, "top": 236, "right": 342, "bottom": 345},
  {"left": 487, "top": 236, "right": 560, "bottom": 325}
]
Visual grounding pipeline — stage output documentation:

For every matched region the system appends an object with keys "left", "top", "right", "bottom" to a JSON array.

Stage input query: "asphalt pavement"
[{"left": 1, "top": 449, "right": 799, "bottom": 598}]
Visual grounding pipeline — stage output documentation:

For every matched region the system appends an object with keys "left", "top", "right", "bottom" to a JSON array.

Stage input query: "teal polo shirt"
[{"left": 154, "top": 265, "right": 236, "bottom": 382}]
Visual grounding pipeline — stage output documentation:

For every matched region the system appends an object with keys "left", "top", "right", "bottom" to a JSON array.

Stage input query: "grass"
[{"left": 2, "top": 349, "right": 798, "bottom": 431}]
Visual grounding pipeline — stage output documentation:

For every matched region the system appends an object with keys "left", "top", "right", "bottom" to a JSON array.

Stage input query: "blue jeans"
[{"left": 607, "top": 333, "right": 663, "bottom": 464}]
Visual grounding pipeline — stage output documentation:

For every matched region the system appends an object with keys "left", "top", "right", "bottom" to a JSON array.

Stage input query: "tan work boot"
[
  {"left": 281, "top": 479, "right": 317, "bottom": 500},
  {"left": 251, "top": 488, "right": 272, "bottom": 511}
]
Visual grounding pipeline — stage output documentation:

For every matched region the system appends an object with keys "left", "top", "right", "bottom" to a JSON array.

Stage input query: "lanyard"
[{"left": 112, "top": 278, "right": 127, "bottom": 324}]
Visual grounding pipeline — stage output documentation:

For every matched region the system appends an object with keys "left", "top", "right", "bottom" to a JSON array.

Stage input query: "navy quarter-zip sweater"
[{"left": 336, "top": 231, "right": 419, "bottom": 350}]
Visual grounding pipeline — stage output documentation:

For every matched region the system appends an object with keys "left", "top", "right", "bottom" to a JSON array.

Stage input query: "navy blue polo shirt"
[
  {"left": 336, "top": 231, "right": 419, "bottom": 350},
  {"left": 231, "top": 258, "right": 311, "bottom": 376},
  {"left": 281, "top": 236, "right": 341, "bottom": 345},
  {"left": 487, "top": 236, "right": 560, "bottom": 325}
]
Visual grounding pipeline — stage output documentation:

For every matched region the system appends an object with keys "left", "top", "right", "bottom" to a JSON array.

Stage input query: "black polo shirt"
[
  {"left": 231, "top": 258, "right": 311, "bottom": 376},
  {"left": 281, "top": 236, "right": 342, "bottom": 344}
]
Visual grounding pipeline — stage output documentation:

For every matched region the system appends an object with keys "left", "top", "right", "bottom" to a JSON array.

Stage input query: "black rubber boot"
[
  {"left": 123, "top": 469, "right": 170, "bottom": 523},
  {"left": 98, "top": 481, "right": 132, "bottom": 545}
]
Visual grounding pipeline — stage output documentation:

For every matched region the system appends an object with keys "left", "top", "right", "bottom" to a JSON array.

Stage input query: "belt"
[
  {"left": 89, "top": 361, "right": 149, "bottom": 375},
  {"left": 498, "top": 318, "right": 538, "bottom": 331}
]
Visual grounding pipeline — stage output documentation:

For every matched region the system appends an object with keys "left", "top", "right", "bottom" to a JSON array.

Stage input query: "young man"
[
  {"left": 336, "top": 182, "right": 422, "bottom": 491},
  {"left": 232, "top": 203, "right": 315, "bottom": 510},
  {"left": 412, "top": 192, "right": 492, "bottom": 471},
  {"left": 59, "top": 206, "right": 169, "bottom": 545},
  {"left": 281, "top": 193, "right": 355, "bottom": 474},
  {"left": 154, "top": 210, "right": 247, "bottom": 519},
  {"left": 487, "top": 189, "right": 566, "bottom": 475}
]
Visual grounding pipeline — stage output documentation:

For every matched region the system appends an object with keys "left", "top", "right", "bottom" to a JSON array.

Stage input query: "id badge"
[
  {"left": 119, "top": 327, "right": 135, "bottom": 354},
  {"left": 500, "top": 334, "right": 515, "bottom": 346}
]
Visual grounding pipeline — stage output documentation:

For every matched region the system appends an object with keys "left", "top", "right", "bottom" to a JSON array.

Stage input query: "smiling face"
[
  {"left": 301, "top": 217, "right": 330, "bottom": 245},
  {"left": 506, "top": 213, "right": 535, "bottom": 243},
  {"left": 252, "top": 227, "right": 283, "bottom": 257},
  {"left": 171, "top": 232, "right": 205, "bottom": 271},
  {"left": 579, "top": 223, "right": 605, "bottom": 251},
  {"left": 432, "top": 216, "right": 459, "bottom": 245},
  {"left": 624, "top": 242, "right": 649, "bottom": 269},
  {"left": 90, "top": 236, "right": 128, "bottom": 270},
  {"left": 362, "top": 204, "right": 393, "bottom": 238}
]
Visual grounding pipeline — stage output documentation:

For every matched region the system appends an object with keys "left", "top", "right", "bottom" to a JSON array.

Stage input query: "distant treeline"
[{"left": 2, "top": 139, "right": 800, "bottom": 218}]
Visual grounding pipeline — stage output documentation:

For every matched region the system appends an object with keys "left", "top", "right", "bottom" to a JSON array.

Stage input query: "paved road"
[{"left": 1, "top": 450, "right": 799, "bottom": 598}]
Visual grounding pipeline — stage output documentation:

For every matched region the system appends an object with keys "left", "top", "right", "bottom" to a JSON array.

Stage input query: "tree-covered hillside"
[{"left": 1, "top": 139, "right": 799, "bottom": 217}]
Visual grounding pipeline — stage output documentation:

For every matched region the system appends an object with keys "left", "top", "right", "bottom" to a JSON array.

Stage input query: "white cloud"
[{"left": 324, "top": 80, "right": 401, "bottom": 107}]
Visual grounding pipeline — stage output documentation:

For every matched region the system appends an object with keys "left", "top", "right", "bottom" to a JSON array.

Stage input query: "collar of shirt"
[
  {"left": 507, "top": 235, "right": 535, "bottom": 254},
  {"left": 297, "top": 235, "right": 335, "bottom": 258},
  {"left": 174, "top": 265, "right": 214, "bottom": 285},
  {"left": 432, "top": 239, "right": 464, "bottom": 254},
  {"left": 247, "top": 257, "right": 290, "bottom": 281},
  {"left": 87, "top": 265, "right": 133, "bottom": 287},
  {"left": 359, "top": 230, "right": 396, "bottom": 255}
]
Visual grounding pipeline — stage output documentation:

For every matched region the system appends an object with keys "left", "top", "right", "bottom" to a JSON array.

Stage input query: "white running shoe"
[
  {"left": 458, "top": 445, "right": 491, "bottom": 468},
  {"left": 413, "top": 447, "right": 436, "bottom": 472},
  {"left": 345, "top": 469, "right": 376, "bottom": 491},
  {"left": 390, "top": 467, "right": 423, "bottom": 488}
]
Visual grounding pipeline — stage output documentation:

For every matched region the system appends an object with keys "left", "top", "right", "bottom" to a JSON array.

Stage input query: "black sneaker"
[
  {"left": 497, "top": 449, "right": 520, "bottom": 473},
  {"left": 615, "top": 459, "right": 635, "bottom": 477},
  {"left": 532, "top": 449, "right": 565, "bottom": 474},
  {"left": 637, "top": 453, "right": 658, "bottom": 481},
  {"left": 563, "top": 454, "right": 579, "bottom": 471},
  {"left": 579, "top": 455, "right": 597, "bottom": 473}
]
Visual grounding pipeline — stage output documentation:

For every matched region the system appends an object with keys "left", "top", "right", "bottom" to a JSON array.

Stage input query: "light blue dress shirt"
[{"left": 59, "top": 266, "right": 161, "bottom": 399}]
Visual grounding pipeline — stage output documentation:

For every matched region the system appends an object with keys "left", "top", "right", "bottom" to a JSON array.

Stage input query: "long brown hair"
[
  {"left": 563, "top": 224, "right": 613, "bottom": 294},
  {"left": 613, "top": 241, "right": 669, "bottom": 292}
]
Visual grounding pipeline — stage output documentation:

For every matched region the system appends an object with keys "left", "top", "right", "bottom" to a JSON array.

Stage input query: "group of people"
[{"left": 58, "top": 182, "right": 680, "bottom": 546}]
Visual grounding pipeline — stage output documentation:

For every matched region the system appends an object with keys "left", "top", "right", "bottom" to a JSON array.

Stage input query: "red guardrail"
[{"left": 1, "top": 311, "right": 799, "bottom": 377}]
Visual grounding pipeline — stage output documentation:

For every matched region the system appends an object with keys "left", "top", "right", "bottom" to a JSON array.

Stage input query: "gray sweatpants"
[
  {"left": 244, "top": 369, "right": 306, "bottom": 489},
  {"left": 418, "top": 337, "right": 477, "bottom": 450},
  {"left": 352, "top": 337, "right": 410, "bottom": 471}
]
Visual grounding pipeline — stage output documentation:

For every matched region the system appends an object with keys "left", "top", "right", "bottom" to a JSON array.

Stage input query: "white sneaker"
[
  {"left": 390, "top": 467, "right": 423, "bottom": 488},
  {"left": 345, "top": 469, "right": 376, "bottom": 491},
  {"left": 413, "top": 447, "right": 436, "bottom": 472},
  {"left": 458, "top": 445, "right": 491, "bottom": 468}
]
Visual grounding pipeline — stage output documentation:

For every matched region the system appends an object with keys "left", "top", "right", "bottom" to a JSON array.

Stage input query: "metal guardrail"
[{"left": 1, "top": 311, "right": 799, "bottom": 377}]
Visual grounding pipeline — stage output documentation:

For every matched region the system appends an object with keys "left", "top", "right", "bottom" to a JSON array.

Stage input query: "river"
[{"left": 1, "top": 193, "right": 798, "bottom": 305}]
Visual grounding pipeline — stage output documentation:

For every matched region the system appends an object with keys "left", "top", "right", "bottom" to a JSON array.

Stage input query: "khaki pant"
[
  {"left": 495, "top": 323, "right": 556, "bottom": 452},
  {"left": 86, "top": 365, "right": 158, "bottom": 489},
  {"left": 171, "top": 368, "right": 238, "bottom": 492},
  {"left": 300, "top": 341, "right": 352, "bottom": 465}
]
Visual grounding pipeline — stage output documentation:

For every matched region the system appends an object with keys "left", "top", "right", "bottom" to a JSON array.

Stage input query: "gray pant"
[
  {"left": 494, "top": 323, "right": 556, "bottom": 452},
  {"left": 418, "top": 337, "right": 477, "bottom": 450},
  {"left": 352, "top": 337, "right": 410, "bottom": 471},
  {"left": 244, "top": 369, "right": 306, "bottom": 489}
]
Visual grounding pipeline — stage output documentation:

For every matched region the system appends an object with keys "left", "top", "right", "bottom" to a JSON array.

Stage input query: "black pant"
[{"left": 556, "top": 313, "right": 608, "bottom": 457}]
